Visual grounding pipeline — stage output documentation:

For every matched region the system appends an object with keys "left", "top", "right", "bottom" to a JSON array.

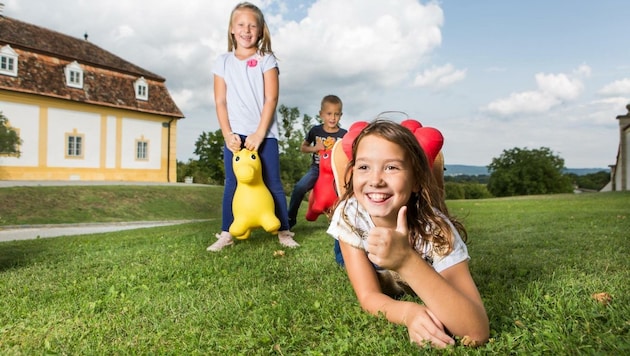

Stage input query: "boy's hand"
[{"left": 313, "top": 138, "right": 326, "bottom": 152}]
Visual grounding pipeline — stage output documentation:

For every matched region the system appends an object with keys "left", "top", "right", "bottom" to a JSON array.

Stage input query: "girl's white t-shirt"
[
  {"left": 327, "top": 197, "right": 470, "bottom": 273},
  {"left": 213, "top": 52, "right": 280, "bottom": 139}
]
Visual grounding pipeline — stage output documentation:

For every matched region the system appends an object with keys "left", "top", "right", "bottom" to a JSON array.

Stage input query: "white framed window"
[
  {"left": 135, "top": 137, "right": 149, "bottom": 160},
  {"left": 134, "top": 77, "right": 148, "bottom": 101},
  {"left": 64, "top": 61, "right": 84, "bottom": 89},
  {"left": 65, "top": 129, "right": 85, "bottom": 159},
  {"left": 0, "top": 45, "right": 18, "bottom": 77}
]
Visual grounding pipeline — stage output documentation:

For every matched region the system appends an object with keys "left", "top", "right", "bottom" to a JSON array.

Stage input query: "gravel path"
[
  {"left": 0, "top": 220, "right": 210, "bottom": 242},
  {"left": 0, "top": 180, "right": 212, "bottom": 242}
]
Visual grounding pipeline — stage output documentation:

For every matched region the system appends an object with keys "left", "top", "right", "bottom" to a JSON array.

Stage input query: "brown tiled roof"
[{"left": 0, "top": 16, "right": 183, "bottom": 118}]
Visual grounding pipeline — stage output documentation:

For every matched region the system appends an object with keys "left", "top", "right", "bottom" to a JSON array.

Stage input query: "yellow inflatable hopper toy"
[{"left": 229, "top": 149, "right": 281, "bottom": 240}]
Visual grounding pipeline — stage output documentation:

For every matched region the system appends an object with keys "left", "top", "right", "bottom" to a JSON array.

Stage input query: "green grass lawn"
[{"left": 0, "top": 187, "right": 628, "bottom": 354}]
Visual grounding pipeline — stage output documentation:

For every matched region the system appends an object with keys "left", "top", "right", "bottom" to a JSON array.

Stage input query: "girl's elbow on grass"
[
  {"left": 457, "top": 316, "right": 490, "bottom": 346},
  {"left": 462, "top": 329, "right": 490, "bottom": 347}
]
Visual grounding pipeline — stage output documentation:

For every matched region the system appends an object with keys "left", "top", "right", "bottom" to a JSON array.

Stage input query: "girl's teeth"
[{"left": 368, "top": 193, "right": 388, "bottom": 201}]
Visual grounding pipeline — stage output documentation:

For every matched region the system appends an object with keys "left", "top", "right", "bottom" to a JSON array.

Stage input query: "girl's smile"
[
  {"left": 353, "top": 135, "right": 414, "bottom": 228},
  {"left": 231, "top": 9, "right": 260, "bottom": 53}
]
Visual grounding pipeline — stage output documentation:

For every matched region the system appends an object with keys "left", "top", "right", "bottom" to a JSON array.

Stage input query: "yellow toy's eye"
[
  {"left": 235, "top": 156, "right": 240, "bottom": 162},
  {"left": 250, "top": 154, "right": 257, "bottom": 160}
]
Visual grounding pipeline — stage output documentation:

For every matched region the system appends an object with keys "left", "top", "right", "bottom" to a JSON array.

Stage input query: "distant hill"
[
  {"left": 562, "top": 168, "right": 610, "bottom": 176},
  {"left": 444, "top": 165, "right": 609, "bottom": 176},
  {"left": 444, "top": 165, "right": 489, "bottom": 176}
]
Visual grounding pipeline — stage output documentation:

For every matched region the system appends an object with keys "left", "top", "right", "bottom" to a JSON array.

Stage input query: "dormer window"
[
  {"left": 64, "top": 61, "right": 84, "bottom": 89},
  {"left": 134, "top": 77, "right": 148, "bottom": 101},
  {"left": 0, "top": 45, "right": 18, "bottom": 77}
]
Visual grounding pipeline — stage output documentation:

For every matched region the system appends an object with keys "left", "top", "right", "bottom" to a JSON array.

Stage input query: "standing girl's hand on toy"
[
  {"left": 225, "top": 132, "right": 242, "bottom": 153},
  {"left": 244, "top": 132, "right": 264, "bottom": 151},
  {"left": 404, "top": 304, "right": 455, "bottom": 348},
  {"left": 366, "top": 206, "right": 414, "bottom": 270}
]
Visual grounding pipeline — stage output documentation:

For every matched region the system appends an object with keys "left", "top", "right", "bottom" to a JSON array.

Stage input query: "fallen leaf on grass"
[
  {"left": 460, "top": 335, "right": 480, "bottom": 347},
  {"left": 591, "top": 292, "right": 612, "bottom": 305},
  {"left": 273, "top": 250, "right": 285, "bottom": 257}
]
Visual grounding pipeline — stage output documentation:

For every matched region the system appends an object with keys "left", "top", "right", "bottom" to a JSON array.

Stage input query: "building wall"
[
  {"left": 619, "top": 125, "right": 630, "bottom": 190},
  {"left": 0, "top": 90, "right": 177, "bottom": 182},
  {"left": 603, "top": 112, "right": 630, "bottom": 192}
]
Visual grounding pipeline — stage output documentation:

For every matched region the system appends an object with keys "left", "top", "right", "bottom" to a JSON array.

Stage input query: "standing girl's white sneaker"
[
  {"left": 207, "top": 231, "right": 233, "bottom": 251},
  {"left": 278, "top": 230, "right": 299, "bottom": 248}
]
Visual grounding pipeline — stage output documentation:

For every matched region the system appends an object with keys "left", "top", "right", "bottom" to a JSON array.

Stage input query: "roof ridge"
[{"left": 0, "top": 15, "right": 164, "bottom": 81}]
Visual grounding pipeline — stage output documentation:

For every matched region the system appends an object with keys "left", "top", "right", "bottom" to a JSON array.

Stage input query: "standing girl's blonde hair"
[{"left": 227, "top": 2, "right": 273, "bottom": 55}]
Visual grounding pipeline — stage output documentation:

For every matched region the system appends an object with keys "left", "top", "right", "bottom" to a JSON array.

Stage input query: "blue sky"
[{"left": 4, "top": 0, "right": 629, "bottom": 168}]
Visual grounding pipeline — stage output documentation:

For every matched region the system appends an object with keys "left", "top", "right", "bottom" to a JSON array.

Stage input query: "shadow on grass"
[
  {"left": 469, "top": 242, "right": 559, "bottom": 339},
  {"left": 0, "top": 240, "right": 48, "bottom": 271}
]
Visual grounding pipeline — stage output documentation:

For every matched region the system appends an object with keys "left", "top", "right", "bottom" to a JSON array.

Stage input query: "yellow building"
[{"left": 0, "top": 12, "right": 184, "bottom": 182}]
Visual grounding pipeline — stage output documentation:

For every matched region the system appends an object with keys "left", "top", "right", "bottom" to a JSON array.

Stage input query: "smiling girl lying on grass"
[{"left": 327, "top": 120, "right": 489, "bottom": 348}]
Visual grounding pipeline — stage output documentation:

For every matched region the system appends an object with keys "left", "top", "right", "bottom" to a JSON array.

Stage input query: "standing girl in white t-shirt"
[
  {"left": 327, "top": 120, "right": 489, "bottom": 348},
  {"left": 208, "top": 2, "right": 298, "bottom": 251}
]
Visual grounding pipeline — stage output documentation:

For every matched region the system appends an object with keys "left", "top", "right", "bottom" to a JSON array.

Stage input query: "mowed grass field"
[{"left": 0, "top": 185, "right": 628, "bottom": 355}]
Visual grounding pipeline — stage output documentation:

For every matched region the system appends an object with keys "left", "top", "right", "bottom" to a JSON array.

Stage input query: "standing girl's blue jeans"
[{"left": 221, "top": 137, "right": 290, "bottom": 231}]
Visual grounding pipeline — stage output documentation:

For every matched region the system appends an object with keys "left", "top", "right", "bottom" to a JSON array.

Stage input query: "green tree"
[
  {"left": 0, "top": 111, "right": 22, "bottom": 156},
  {"left": 462, "top": 183, "right": 493, "bottom": 199},
  {"left": 566, "top": 171, "right": 610, "bottom": 191},
  {"left": 277, "top": 105, "right": 313, "bottom": 190},
  {"left": 177, "top": 159, "right": 216, "bottom": 184},
  {"left": 193, "top": 130, "right": 225, "bottom": 184},
  {"left": 444, "top": 182, "right": 465, "bottom": 200},
  {"left": 487, "top": 147, "right": 573, "bottom": 197}
]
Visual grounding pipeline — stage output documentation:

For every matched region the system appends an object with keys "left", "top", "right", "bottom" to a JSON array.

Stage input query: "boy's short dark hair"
[{"left": 321, "top": 95, "right": 343, "bottom": 109}]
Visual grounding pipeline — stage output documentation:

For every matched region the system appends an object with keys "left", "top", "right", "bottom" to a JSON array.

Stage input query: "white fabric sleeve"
[
  {"left": 431, "top": 219, "right": 470, "bottom": 273},
  {"left": 327, "top": 198, "right": 371, "bottom": 250}
]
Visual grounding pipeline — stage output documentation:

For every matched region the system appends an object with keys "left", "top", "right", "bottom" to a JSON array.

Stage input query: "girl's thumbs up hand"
[{"left": 366, "top": 206, "right": 413, "bottom": 270}]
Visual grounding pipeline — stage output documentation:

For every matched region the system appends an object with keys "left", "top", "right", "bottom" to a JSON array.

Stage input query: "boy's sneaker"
[
  {"left": 278, "top": 230, "right": 299, "bottom": 248},
  {"left": 207, "top": 232, "right": 233, "bottom": 252}
]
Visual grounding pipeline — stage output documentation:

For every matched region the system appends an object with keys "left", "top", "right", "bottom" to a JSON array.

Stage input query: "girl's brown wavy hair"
[{"left": 338, "top": 120, "right": 467, "bottom": 255}]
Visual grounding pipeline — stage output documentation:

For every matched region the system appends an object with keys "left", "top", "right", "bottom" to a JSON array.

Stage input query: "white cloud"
[
  {"left": 413, "top": 64, "right": 467, "bottom": 88},
  {"left": 598, "top": 78, "right": 630, "bottom": 96},
  {"left": 586, "top": 97, "right": 630, "bottom": 125},
  {"left": 275, "top": 0, "right": 444, "bottom": 89},
  {"left": 483, "top": 90, "right": 561, "bottom": 116},
  {"left": 535, "top": 72, "right": 583, "bottom": 101},
  {"left": 573, "top": 64, "right": 592, "bottom": 77},
  {"left": 482, "top": 66, "right": 589, "bottom": 116},
  {"left": 111, "top": 25, "right": 135, "bottom": 41}
]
